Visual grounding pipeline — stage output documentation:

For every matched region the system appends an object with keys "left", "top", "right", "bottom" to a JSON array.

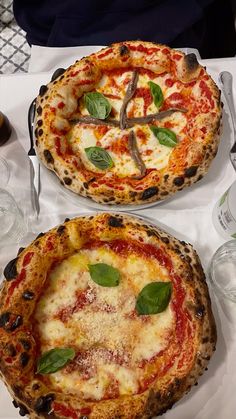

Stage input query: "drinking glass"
[
  {"left": 0, "top": 157, "right": 27, "bottom": 245},
  {"left": 209, "top": 240, "right": 236, "bottom": 302}
]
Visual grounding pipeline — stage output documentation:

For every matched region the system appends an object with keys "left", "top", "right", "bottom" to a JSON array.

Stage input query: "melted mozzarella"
[
  {"left": 70, "top": 69, "right": 188, "bottom": 177},
  {"left": 34, "top": 246, "right": 175, "bottom": 400}
]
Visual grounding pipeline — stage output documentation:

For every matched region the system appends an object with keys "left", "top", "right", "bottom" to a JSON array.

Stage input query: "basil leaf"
[
  {"left": 88, "top": 263, "right": 120, "bottom": 287},
  {"left": 37, "top": 348, "right": 75, "bottom": 374},
  {"left": 150, "top": 126, "right": 178, "bottom": 148},
  {"left": 136, "top": 282, "right": 172, "bottom": 315},
  {"left": 85, "top": 146, "right": 114, "bottom": 170},
  {"left": 148, "top": 81, "right": 164, "bottom": 109},
  {"left": 84, "top": 92, "right": 111, "bottom": 119}
]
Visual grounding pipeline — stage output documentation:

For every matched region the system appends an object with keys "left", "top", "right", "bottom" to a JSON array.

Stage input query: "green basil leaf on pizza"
[
  {"left": 148, "top": 81, "right": 164, "bottom": 109},
  {"left": 84, "top": 92, "right": 112, "bottom": 119},
  {"left": 150, "top": 126, "right": 178, "bottom": 147},
  {"left": 85, "top": 146, "right": 114, "bottom": 170},
  {"left": 37, "top": 347, "right": 75, "bottom": 374},
  {"left": 88, "top": 263, "right": 121, "bottom": 287},
  {"left": 136, "top": 282, "right": 172, "bottom": 315}
]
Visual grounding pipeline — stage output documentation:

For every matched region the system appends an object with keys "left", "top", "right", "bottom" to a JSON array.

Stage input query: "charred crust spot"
[
  {"left": 184, "top": 247, "right": 190, "bottom": 253},
  {"left": 0, "top": 313, "right": 23, "bottom": 331},
  {"left": 37, "top": 119, "right": 43, "bottom": 127},
  {"left": 35, "top": 139, "right": 38, "bottom": 147},
  {"left": 9, "top": 315, "right": 23, "bottom": 331},
  {"left": 57, "top": 225, "right": 66, "bottom": 235},
  {"left": 185, "top": 53, "right": 199, "bottom": 71},
  {"left": 63, "top": 177, "right": 72, "bottom": 185},
  {"left": 185, "top": 166, "right": 198, "bottom": 178},
  {"left": 51, "top": 68, "right": 66, "bottom": 82},
  {"left": 161, "top": 236, "right": 169, "bottom": 244},
  {"left": 38, "top": 128, "right": 43, "bottom": 136},
  {"left": 36, "top": 106, "right": 42, "bottom": 115},
  {"left": 34, "top": 394, "right": 55, "bottom": 414},
  {"left": 36, "top": 232, "right": 45, "bottom": 240},
  {"left": 141, "top": 186, "right": 158, "bottom": 200},
  {"left": 0, "top": 312, "right": 10, "bottom": 327},
  {"left": 164, "top": 174, "right": 169, "bottom": 182},
  {"left": 18, "top": 403, "right": 29, "bottom": 416},
  {"left": 129, "top": 191, "right": 137, "bottom": 198},
  {"left": 19, "top": 339, "right": 31, "bottom": 351},
  {"left": 173, "top": 176, "right": 184, "bottom": 186},
  {"left": 202, "top": 337, "right": 209, "bottom": 344},
  {"left": 34, "top": 128, "right": 38, "bottom": 138},
  {"left": 6, "top": 343, "right": 17, "bottom": 357},
  {"left": 12, "top": 400, "right": 18, "bottom": 408},
  {"left": 119, "top": 45, "right": 129, "bottom": 56},
  {"left": 17, "top": 247, "right": 25, "bottom": 255},
  {"left": 43, "top": 149, "right": 54, "bottom": 164},
  {"left": 146, "top": 229, "right": 156, "bottom": 237},
  {"left": 39, "top": 85, "right": 48, "bottom": 96},
  {"left": 195, "top": 305, "right": 205, "bottom": 318},
  {"left": 22, "top": 290, "right": 35, "bottom": 300},
  {"left": 20, "top": 352, "right": 30, "bottom": 367},
  {"left": 64, "top": 217, "right": 70, "bottom": 222},
  {"left": 108, "top": 216, "right": 124, "bottom": 228},
  {"left": 4, "top": 257, "right": 18, "bottom": 280},
  {"left": 32, "top": 383, "right": 40, "bottom": 390}
]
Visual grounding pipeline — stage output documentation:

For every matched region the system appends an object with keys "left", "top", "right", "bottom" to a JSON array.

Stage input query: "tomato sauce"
[
  {"left": 6, "top": 268, "right": 26, "bottom": 304},
  {"left": 129, "top": 44, "right": 160, "bottom": 55},
  {"left": 134, "top": 87, "right": 152, "bottom": 115},
  {"left": 53, "top": 402, "right": 79, "bottom": 419},
  {"left": 97, "top": 48, "right": 113, "bottom": 59},
  {"left": 23, "top": 252, "right": 34, "bottom": 267}
]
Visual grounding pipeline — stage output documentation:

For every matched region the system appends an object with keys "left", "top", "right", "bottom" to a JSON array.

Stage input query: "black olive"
[
  {"left": 3, "top": 257, "right": 18, "bottom": 280},
  {"left": 141, "top": 187, "right": 158, "bottom": 200}
]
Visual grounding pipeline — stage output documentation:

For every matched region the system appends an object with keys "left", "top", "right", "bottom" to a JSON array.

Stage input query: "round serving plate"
[
  {"left": 35, "top": 66, "right": 221, "bottom": 213},
  {"left": 38, "top": 158, "right": 164, "bottom": 212}
]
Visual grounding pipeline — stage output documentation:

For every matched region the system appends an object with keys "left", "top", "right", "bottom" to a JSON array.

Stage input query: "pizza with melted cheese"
[
  {"left": 0, "top": 213, "right": 216, "bottom": 418},
  {"left": 34, "top": 41, "right": 222, "bottom": 205}
]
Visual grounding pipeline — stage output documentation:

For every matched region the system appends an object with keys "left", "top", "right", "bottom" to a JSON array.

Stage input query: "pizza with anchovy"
[
  {"left": 34, "top": 41, "right": 222, "bottom": 205},
  {"left": 0, "top": 213, "right": 216, "bottom": 418}
]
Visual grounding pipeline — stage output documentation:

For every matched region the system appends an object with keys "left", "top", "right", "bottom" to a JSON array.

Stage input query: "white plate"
[{"left": 1, "top": 211, "right": 236, "bottom": 419}]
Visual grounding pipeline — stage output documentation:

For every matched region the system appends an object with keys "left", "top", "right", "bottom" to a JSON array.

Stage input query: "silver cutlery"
[
  {"left": 219, "top": 71, "right": 236, "bottom": 171},
  {"left": 27, "top": 98, "right": 40, "bottom": 217}
]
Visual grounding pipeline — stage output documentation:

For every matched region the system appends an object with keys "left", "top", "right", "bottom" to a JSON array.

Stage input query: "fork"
[{"left": 219, "top": 71, "right": 236, "bottom": 171}]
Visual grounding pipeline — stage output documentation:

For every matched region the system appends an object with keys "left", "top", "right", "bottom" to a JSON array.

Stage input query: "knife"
[{"left": 27, "top": 98, "right": 40, "bottom": 216}]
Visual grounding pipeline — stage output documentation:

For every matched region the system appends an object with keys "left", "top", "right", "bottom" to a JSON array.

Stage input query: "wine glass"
[{"left": 0, "top": 157, "right": 27, "bottom": 245}]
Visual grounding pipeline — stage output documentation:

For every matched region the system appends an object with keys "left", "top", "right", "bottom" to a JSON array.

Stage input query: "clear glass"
[
  {"left": 209, "top": 240, "right": 236, "bottom": 302},
  {"left": 0, "top": 156, "right": 10, "bottom": 187},
  {"left": 0, "top": 188, "right": 27, "bottom": 245}
]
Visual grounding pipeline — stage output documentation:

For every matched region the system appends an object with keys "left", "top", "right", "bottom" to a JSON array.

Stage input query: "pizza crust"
[
  {"left": 0, "top": 213, "right": 216, "bottom": 418},
  {"left": 34, "top": 41, "right": 222, "bottom": 206}
]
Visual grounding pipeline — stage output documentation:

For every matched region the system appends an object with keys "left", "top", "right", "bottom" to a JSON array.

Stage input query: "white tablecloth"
[{"left": 0, "top": 46, "right": 236, "bottom": 419}]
